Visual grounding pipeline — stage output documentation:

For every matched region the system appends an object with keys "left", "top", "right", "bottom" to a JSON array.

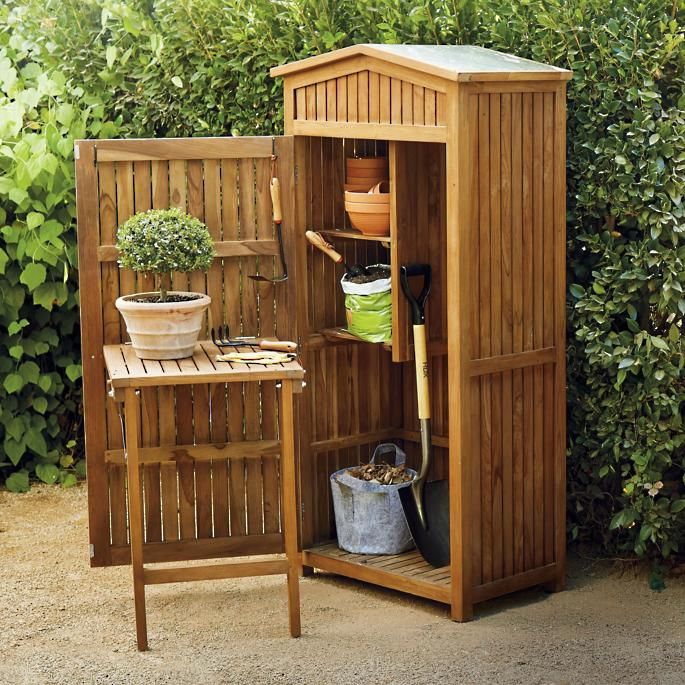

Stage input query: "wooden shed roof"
[{"left": 271, "top": 44, "right": 572, "bottom": 82}]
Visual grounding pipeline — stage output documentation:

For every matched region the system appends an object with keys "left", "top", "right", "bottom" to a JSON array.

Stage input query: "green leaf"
[
  {"left": 32, "top": 283, "right": 56, "bottom": 310},
  {"left": 615, "top": 154, "right": 627, "bottom": 166},
  {"left": 105, "top": 45, "right": 117, "bottom": 69},
  {"left": 3, "top": 373, "right": 24, "bottom": 394},
  {"left": 671, "top": 499, "right": 685, "bottom": 513},
  {"left": 26, "top": 211, "right": 44, "bottom": 230},
  {"left": 9, "top": 345, "right": 23, "bottom": 360},
  {"left": 618, "top": 358, "right": 634, "bottom": 369},
  {"left": 654, "top": 370, "right": 665, "bottom": 381},
  {"left": 6, "top": 417, "right": 25, "bottom": 442},
  {"left": 33, "top": 396, "right": 48, "bottom": 414},
  {"left": 569, "top": 284, "right": 585, "bottom": 299},
  {"left": 8, "top": 319, "right": 29, "bottom": 335},
  {"left": 65, "top": 364, "right": 82, "bottom": 382},
  {"left": 74, "top": 460, "right": 86, "bottom": 478},
  {"left": 19, "top": 361, "right": 40, "bottom": 384},
  {"left": 171, "top": 76, "right": 183, "bottom": 88},
  {"left": 650, "top": 336, "right": 670, "bottom": 351},
  {"left": 5, "top": 471, "right": 29, "bottom": 493},
  {"left": 19, "top": 263, "right": 47, "bottom": 292},
  {"left": 648, "top": 133, "right": 660, "bottom": 145},
  {"left": 25, "top": 429, "right": 47, "bottom": 457},
  {"left": 35, "top": 463, "right": 59, "bottom": 484},
  {"left": 60, "top": 473, "right": 77, "bottom": 488},
  {"left": 4, "top": 438, "right": 25, "bottom": 465}
]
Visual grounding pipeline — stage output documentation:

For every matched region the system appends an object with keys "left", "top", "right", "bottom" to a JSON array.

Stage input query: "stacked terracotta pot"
[{"left": 344, "top": 157, "right": 390, "bottom": 236}]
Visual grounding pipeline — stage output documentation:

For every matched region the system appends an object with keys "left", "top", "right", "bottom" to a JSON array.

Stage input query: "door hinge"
[
  {"left": 89, "top": 543, "right": 95, "bottom": 558},
  {"left": 294, "top": 164, "right": 299, "bottom": 185},
  {"left": 74, "top": 144, "right": 80, "bottom": 160}
]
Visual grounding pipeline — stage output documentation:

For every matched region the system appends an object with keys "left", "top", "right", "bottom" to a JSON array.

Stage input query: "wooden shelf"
[
  {"left": 311, "top": 327, "right": 392, "bottom": 351},
  {"left": 319, "top": 229, "right": 391, "bottom": 243},
  {"left": 303, "top": 542, "right": 451, "bottom": 604}
]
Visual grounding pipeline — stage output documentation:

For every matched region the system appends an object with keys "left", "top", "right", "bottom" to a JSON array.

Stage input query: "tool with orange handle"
[{"left": 305, "top": 231, "right": 368, "bottom": 278}]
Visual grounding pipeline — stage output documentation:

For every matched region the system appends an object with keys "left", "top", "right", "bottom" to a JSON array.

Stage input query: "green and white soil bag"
[
  {"left": 330, "top": 444, "right": 415, "bottom": 555},
  {"left": 341, "top": 266, "right": 391, "bottom": 342}
]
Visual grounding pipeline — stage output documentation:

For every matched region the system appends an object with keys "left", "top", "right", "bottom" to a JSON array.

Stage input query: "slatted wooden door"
[{"left": 75, "top": 136, "right": 299, "bottom": 567}]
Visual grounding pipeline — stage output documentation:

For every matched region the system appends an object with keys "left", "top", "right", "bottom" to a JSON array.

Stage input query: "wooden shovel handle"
[
  {"left": 305, "top": 230, "right": 344, "bottom": 265},
  {"left": 270, "top": 177, "right": 283, "bottom": 224},
  {"left": 259, "top": 339, "right": 298, "bottom": 353}
]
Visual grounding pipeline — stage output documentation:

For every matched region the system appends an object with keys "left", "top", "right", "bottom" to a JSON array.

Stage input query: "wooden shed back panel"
[
  {"left": 463, "top": 88, "right": 564, "bottom": 587},
  {"left": 76, "top": 137, "right": 298, "bottom": 566}
]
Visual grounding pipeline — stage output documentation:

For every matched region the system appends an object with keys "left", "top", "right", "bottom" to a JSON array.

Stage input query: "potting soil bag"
[{"left": 340, "top": 266, "right": 391, "bottom": 343}]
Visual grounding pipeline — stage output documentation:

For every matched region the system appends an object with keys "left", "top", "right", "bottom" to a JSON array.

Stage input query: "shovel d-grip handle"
[{"left": 399, "top": 264, "right": 431, "bottom": 325}]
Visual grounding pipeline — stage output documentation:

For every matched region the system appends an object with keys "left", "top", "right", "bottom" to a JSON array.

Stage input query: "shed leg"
[
  {"left": 450, "top": 596, "right": 473, "bottom": 623},
  {"left": 124, "top": 388, "right": 148, "bottom": 651},
  {"left": 279, "top": 380, "right": 301, "bottom": 637}
]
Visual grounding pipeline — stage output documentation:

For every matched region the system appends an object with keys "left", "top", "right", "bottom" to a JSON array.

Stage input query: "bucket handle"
[{"left": 371, "top": 443, "right": 406, "bottom": 467}]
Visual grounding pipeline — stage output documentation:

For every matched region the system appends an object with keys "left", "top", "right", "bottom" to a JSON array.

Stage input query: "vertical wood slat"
[
  {"left": 256, "top": 157, "right": 279, "bottom": 535},
  {"left": 150, "top": 160, "right": 179, "bottom": 543},
  {"left": 133, "top": 161, "right": 162, "bottom": 544},
  {"left": 316, "top": 81, "right": 327, "bottom": 121},
  {"left": 401, "top": 81, "right": 413, "bottom": 125},
  {"left": 295, "top": 88, "right": 306, "bottom": 120},
  {"left": 326, "top": 79, "right": 337, "bottom": 122},
  {"left": 413, "top": 86, "right": 425, "bottom": 126},
  {"left": 521, "top": 92, "right": 535, "bottom": 571},
  {"left": 204, "top": 159, "right": 229, "bottom": 538},
  {"left": 425, "top": 89, "right": 437, "bottom": 126},
  {"left": 489, "top": 94, "right": 503, "bottom": 582},
  {"left": 477, "top": 94, "right": 492, "bottom": 584},
  {"left": 532, "top": 93, "right": 545, "bottom": 568},
  {"left": 98, "top": 162, "right": 127, "bottom": 547},
  {"left": 379, "top": 75, "right": 391, "bottom": 124},
  {"left": 542, "top": 92, "right": 556, "bottom": 566},
  {"left": 500, "top": 94, "right": 514, "bottom": 579},
  {"left": 390, "top": 78, "right": 402, "bottom": 124},
  {"left": 511, "top": 93, "right": 525, "bottom": 574},
  {"left": 358, "top": 71, "right": 369, "bottom": 123},
  {"left": 369, "top": 72, "right": 380, "bottom": 123}
]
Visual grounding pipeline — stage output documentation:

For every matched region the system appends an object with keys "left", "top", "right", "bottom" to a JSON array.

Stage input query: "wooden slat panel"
[
  {"left": 425, "top": 88, "right": 437, "bottom": 126},
  {"left": 379, "top": 75, "right": 390, "bottom": 123},
  {"left": 358, "top": 71, "right": 369, "bottom": 123},
  {"left": 326, "top": 79, "right": 337, "bottom": 122},
  {"left": 436, "top": 92, "right": 447, "bottom": 125},
  {"left": 347, "top": 73, "right": 358, "bottom": 122},
  {"left": 316, "top": 81, "right": 326, "bottom": 121},
  {"left": 295, "top": 87, "right": 306, "bottom": 120},
  {"left": 390, "top": 78, "right": 402, "bottom": 124},
  {"left": 413, "top": 85, "right": 425, "bottom": 126},
  {"left": 401, "top": 81, "right": 413, "bottom": 125},
  {"left": 336, "top": 76, "right": 347, "bottom": 122}
]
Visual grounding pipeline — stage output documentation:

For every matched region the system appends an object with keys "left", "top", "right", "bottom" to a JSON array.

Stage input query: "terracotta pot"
[
  {"left": 346, "top": 211, "right": 390, "bottom": 236},
  {"left": 344, "top": 182, "right": 377, "bottom": 192},
  {"left": 345, "top": 175, "right": 387, "bottom": 185},
  {"left": 115, "top": 291, "right": 211, "bottom": 360},
  {"left": 346, "top": 156, "right": 388, "bottom": 170},
  {"left": 344, "top": 190, "right": 390, "bottom": 204},
  {"left": 345, "top": 166, "right": 389, "bottom": 178},
  {"left": 345, "top": 201, "right": 390, "bottom": 214}
]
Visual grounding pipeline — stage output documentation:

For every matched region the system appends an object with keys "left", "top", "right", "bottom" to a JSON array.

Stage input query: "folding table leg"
[
  {"left": 279, "top": 380, "right": 301, "bottom": 637},
  {"left": 124, "top": 387, "right": 148, "bottom": 650}
]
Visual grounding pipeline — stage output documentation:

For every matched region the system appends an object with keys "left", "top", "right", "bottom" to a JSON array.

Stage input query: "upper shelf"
[{"left": 319, "top": 229, "right": 391, "bottom": 243}]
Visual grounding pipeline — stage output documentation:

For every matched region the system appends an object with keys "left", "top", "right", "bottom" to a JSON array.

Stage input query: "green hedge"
[{"left": 1, "top": 0, "right": 684, "bottom": 562}]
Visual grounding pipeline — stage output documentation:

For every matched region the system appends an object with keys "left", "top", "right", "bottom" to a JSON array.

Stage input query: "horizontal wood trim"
[
  {"left": 98, "top": 240, "right": 280, "bottom": 262},
  {"left": 311, "top": 428, "right": 397, "bottom": 453},
  {"left": 460, "top": 81, "right": 563, "bottom": 94},
  {"left": 109, "top": 534, "right": 285, "bottom": 566},
  {"left": 105, "top": 439, "right": 281, "bottom": 465},
  {"left": 91, "top": 136, "right": 274, "bottom": 162},
  {"left": 458, "top": 71, "right": 572, "bottom": 83},
  {"left": 303, "top": 549, "right": 451, "bottom": 604},
  {"left": 143, "top": 559, "right": 288, "bottom": 585},
  {"left": 472, "top": 563, "right": 558, "bottom": 603},
  {"left": 469, "top": 347, "right": 556, "bottom": 376},
  {"left": 397, "top": 429, "right": 450, "bottom": 450},
  {"left": 291, "top": 120, "right": 447, "bottom": 143}
]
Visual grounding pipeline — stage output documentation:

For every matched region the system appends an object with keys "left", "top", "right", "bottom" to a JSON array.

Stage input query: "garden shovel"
[{"left": 398, "top": 264, "right": 450, "bottom": 568}]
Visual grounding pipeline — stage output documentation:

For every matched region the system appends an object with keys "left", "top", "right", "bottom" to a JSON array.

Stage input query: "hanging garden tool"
[
  {"left": 398, "top": 263, "right": 450, "bottom": 568},
  {"left": 215, "top": 350, "right": 296, "bottom": 365},
  {"left": 210, "top": 325, "right": 297, "bottom": 352},
  {"left": 305, "top": 231, "right": 369, "bottom": 278},
  {"left": 249, "top": 148, "right": 288, "bottom": 283}
]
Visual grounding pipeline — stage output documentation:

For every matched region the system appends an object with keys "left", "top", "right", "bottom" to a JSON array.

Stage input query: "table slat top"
[{"left": 104, "top": 341, "right": 304, "bottom": 388}]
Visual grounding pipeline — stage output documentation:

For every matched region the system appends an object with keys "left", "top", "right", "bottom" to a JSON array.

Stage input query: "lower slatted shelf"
[{"left": 302, "top": 542, "right": 451, "bottom": 604}]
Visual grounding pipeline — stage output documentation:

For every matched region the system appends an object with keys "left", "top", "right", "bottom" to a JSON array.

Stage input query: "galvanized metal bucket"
[{"left": 330, "top": 443, "right": 416, "bottom": 555}]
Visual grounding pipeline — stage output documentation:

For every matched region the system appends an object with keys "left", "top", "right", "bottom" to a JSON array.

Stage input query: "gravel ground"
[{"left": 1, "top": 484, "right": 684, "bottom": 685}]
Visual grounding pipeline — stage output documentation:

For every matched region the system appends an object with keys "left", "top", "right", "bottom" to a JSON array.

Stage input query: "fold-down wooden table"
[{"left": 103, "top": 340, "right": 305, "bottom": 651}]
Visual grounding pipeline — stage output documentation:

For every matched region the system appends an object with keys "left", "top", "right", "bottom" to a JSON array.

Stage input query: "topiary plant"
[{"left": 116, "top": 208, "right": 215, "bottom": 302}]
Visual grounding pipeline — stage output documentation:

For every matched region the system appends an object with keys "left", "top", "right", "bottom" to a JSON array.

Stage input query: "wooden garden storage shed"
[
  {"left": 271, "top": 44, "right": 571, "bottom": 621},
  {"left": 77, "top": 44, "right": 571, "bottom": 626}
]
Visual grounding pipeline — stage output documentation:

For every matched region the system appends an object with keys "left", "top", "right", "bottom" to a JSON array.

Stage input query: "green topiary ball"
[{"left": 116, "top": 208, "right": 215, "bottom": 275}]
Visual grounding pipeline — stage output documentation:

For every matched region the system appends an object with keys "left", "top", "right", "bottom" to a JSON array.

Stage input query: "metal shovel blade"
[{"left": 399, "top": 479, "right": 450, "bottom": 568}]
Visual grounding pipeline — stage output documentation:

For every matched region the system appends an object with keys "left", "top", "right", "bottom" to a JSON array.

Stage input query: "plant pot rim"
[{"left": 115, "top": 291, "right": 211, "bottom": 311}]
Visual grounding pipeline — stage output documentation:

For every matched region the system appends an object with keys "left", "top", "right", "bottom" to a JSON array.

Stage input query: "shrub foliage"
[{"left": 1, "top": 0, "right": 684, "bottom": 561}]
